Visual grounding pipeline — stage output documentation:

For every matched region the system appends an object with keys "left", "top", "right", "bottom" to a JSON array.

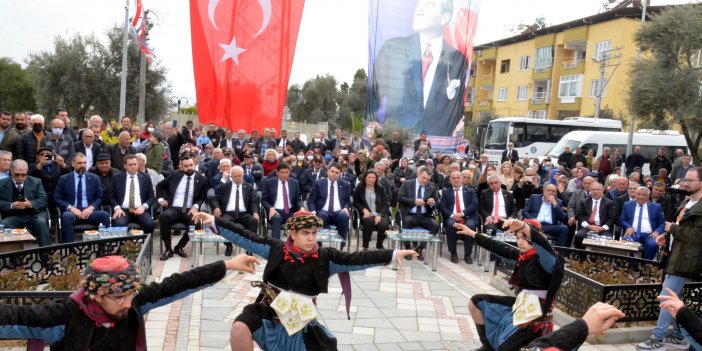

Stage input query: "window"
[
  {"left": 535, "top": 46, "right": 554, "bottom": 70},
  {"left": 517, "top": 85, "right": 528, "bottom": 101},
  {"left": 589, "top": 79, "right": 608, "bottom": 97},
  {"left": 529, "top": 110, "right": 547, "bottom": 119},
  {"left": 558, "top": 75, "right": 583, "bottom": 98},
  {"left": 466, "top": 87, "right": 475, "bottom": 104},
  {"left": 497, "top": 88, "right": 508, "bottom": 101},
  {"left": 594, "top": 41, "right": 611, "bottom": 61},
  {"left": 500, "top": 59, "right": 511, "bottom": 73},
  {"left": 519, "top": 55, "right": 530, "bottom": 70},
  {"left": 575, "top": 50, "right": 586, "bottom": 61}
]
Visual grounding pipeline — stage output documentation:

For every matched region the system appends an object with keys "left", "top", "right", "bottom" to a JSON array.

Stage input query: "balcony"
[
  {"left": 532, "top": 65, "right": 552, "bottom": 80},
  {"left": 529, "top": 92, "right": 550, "bottom": 109},
  {"left": 477, "top": 99, "right": 493, "bottom": 111},
  {"left": 556, "top": 96, "right": 582, "bottom": 111},
  {"left": 479, "top": 74, "right": 494, "bottom": 90},
  {"left": 561, "top": 59, "right": 585, "bottom": 74}
]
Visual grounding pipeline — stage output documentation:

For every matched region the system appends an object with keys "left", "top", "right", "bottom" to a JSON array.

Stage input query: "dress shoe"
[
  {"left": 450, "top": 253, "right": 459, "bottom": 263},
  {"left": 415, "top": 248, "right": 424, "bottom": 261},
  {"left": 224, "top": 244, "right": 233, "bottom": 256},
  {"left": 464, "top": 255, "right": 473, "bottom": 264},
  {"left": 172, "top": 230, "right": 181, "bottom": 236},
  {"left": 160, "top": 250, "right": 173, "bottom": 261},
  {"left": 173, "top": 246, "right": 187, "bottom": 258}
]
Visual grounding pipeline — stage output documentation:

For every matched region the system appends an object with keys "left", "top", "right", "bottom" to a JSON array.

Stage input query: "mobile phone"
[
  {"left": 172, "top": 120, "right": 177, "bottom": 128},
  {"left": 17, "top": 195, "right": 25, "bottom": 202},
  {"left": 47, "top": 154, "right": 55, "bottom": 161}
]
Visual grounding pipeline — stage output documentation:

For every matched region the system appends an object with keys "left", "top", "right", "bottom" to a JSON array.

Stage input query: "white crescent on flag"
[
  {"left": 208, "top": 0, "right": 221, "bottom": 31},
  {"left": 254, "top": 0, "right": 272, "bottom": 37}
]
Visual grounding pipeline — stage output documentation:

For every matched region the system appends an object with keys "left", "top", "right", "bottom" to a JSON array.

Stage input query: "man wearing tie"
[
  {"left": 620, "top": 186, "right": 665, "bottom": 260},
  {"left": 211, "top": 165, "right": 259, "bottom": 256},
  {"left": 308, "top": 162, "right": 352, "bottom": 249},
  {"left": 54, "top": 153, "right": 110, "bottom": 243},
  {"left": 300, "top": 157, "right": 327, "bottom": 201},
  {"left": 276, "top": 129, "right": 289, "bottom": 149},
  {"left": 156, "top": 156, "right": 208, "bottom": 260},
  {"left": 397, "top": 166, "right": 439, "bottom": 260},
  {"left": 241, "top": 153, "right": 264, "bottom": 190},
  {"left": 501, "top": 142, "right": 519, "bottom": 164},
  {"left": 439, "top": 171, "right": 478, "bottom": 264},
  {"left": 522, "top": 184, "right": 569, "bottom": 246},
  {"left": 479, "top": 174, "right": 517, "bottom": 233},
  {"left": 110, "top": 155, "right": 155, "bottom": 234},
  {"left": 573, "top": 182, "right": 616, "bottom": 250},
  {"left": 0, "top": 160, "right": 51, "bottom": 247},
  {"left": 218, "top": 129, "right": 236, "bottom": 150},
  {"left": 262, "top": 162, "right": 302, "bottom": 239}
]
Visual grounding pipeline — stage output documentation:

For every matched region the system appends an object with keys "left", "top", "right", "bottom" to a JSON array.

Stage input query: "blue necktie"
[
  {"left": 76, "top": 174, "right": 84, "bottom": 209},
  {"left": 636, "top": 204, "right": 644, "bottom": 238}
]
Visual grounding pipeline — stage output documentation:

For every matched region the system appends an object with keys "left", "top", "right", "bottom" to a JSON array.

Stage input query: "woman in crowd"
[
  {"left": 436, "top": 155, "right": 452, "bottom": 176},
  {"left": 511, "top": 166, "right": 524, "bottom": 192},
  {"left": 353, "top": 170, "right": 391, "bottom": 250},
  {"left": 393, "top": 157, "right": 415, "bottom": 189},
  {"left": 354, "top": 150, "right": 374, "bottom": 176},
  {"left": 567, "top": 167, "right": 584, "bottom": 192},
  {"left": 476, "top": 164, "right": 498, "bottom": 196},
  {"left": 145, "top": 131, "right": 166, "bottom": 174},
  {"left": 455, "top": 219, "right": 565, "bottom": 351},
  {"left": 585, "top": 149, "right": 594, "bottom": 169},
  {"left": 292, "top": 151, "right": 308, "bottom": 179},
  {"left": 612, "top": 148, "right": 624, "bottom": 168},
  {"left": 140, "top": 121, "right": 157, "bottom": 143},
  {"left": 499, "top": 161, "right": 514, "bottom": 190},
  {"left": 262, "top": 149, "right": 279, "bottom": 177}
]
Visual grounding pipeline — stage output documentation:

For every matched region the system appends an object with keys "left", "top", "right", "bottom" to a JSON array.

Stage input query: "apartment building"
[{"left": 466, "top": 6, "right": 665, "bottom": 122}]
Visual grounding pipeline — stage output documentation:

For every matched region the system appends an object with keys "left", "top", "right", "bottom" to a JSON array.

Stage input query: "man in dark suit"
[
  {"left": 0, "top": 159, "right": 51, "bottom": 247},
  {"left": 386, "top": 131, "right": 404, "bottom": 169},
  {"left": 308, "top": 162, "right": 352, "bottom": 249},
  {"left": 573, "top": 182, "right": 616, "bottom": 250},
  {"left": 300, "top": 158, "right": 327, "bottom": 200},
  {"left": 241, "top": 152, "right": 264, "bottom": 190},
  {"left": 74, "top": 129, "right": 102, "bottom": 169},
  {"left": 651, "top": 181, "right": 677, "bottom": 222},
  {"left": 54, "top": 153, "right": 110, "bottom": 243},
  {"left": 479, "top": 174, "right": 518, "bottom": 233},
  {"left": 218, "top": 129, "right": 236, "bottom": 150},
  {"left": 107, "top": 131, "right": 136, "bottom": 172},
  {"left": 276, "top": 129, "right": 290, "bottom": 149},
  {"left": 620, "top": 186, "right": 665, "bottom": 260},
  {"left": 370, "top": 0, "right": 467, "bottom": 137},
  {"left": 567, "top": 176, "right": 595, "bottom": 244},
  {"left": 439, "top": 171, "right": 478, "bottom": 264},
  {"left": 262, "top": 162, "right": 303, "bottom": 239},
  {"left": 290, "top": 132, "right": 306, "bottom": 154},
  {"left": 211, "top": 165, "right": 260, "bottom": 256},
  {"left": 522, "top": 184, "right": 569, "bottom": 246},
  {"left": 110, "top": 155, "right": 155, "bottom": 234},
  {"left": 397, "top": 166, "right": 439, "bottom": 259},
  {"left": 156, "top": 156, "right": 208, "bottom": 260},
  {"left": 501, "top": 142, "right": 519, "bottom": 165}
]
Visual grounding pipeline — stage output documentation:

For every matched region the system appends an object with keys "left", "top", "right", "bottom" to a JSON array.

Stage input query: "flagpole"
[{"left": 119, "top": 0, "right": 130, "bottom": 120}]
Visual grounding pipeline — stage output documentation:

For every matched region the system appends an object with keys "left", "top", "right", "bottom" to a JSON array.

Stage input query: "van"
[{"left": 546, "top": 130, "right": 688, "bottom": 176}]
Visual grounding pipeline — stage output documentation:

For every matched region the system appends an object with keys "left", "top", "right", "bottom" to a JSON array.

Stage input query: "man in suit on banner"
[
  {"left": 308, "top": 162, "right": 352, "bottom": 249},
  {"left": 261, "top": 162, "right": 302, "bottom": 239},
  {"left": 370, "top": 0, "right": 467, "bottom": 137},
  {"left": 110, "top": 155, "right": 155, "bottom": 234}
]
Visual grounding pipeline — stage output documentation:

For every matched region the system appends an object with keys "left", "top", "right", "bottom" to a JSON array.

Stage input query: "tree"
[
  {"left": 627, "top": 4, "right": 702, "bottom": 163},
  {"left": 26, "top": 25, "right": 170, "bottom": 127},
  {"left": 285, "top": 74, "right": 338, "bottom": 124},
  {"left": 0, "top": 58, "right": 37, "bottom": 112}
]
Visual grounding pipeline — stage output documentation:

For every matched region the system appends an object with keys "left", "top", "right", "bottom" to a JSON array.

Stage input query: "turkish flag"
[{"left": 190, "top": 0, "right": 305, "bottom": 132}]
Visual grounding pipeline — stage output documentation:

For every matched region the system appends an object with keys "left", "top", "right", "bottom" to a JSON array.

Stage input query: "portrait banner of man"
[{"left": 368, "top": 0, "right": 480, "bottom": 152}]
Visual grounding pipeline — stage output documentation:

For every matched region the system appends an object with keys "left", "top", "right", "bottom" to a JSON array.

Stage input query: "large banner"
[
  {"left": 368, "top": 0, "right": 479, "bottom": 152},
  {"left": 190, "top": 0, "right": 305, "bottom": 132}
]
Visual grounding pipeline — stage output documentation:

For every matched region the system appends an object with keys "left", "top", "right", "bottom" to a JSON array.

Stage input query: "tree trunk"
[{"left": 678, "top": 117, "right": 700, "bottom": 165}]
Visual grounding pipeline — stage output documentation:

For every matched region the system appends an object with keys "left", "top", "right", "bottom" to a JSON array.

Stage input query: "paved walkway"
[{"left": 143, "top": 238, "right": 641, "bottom": 351}]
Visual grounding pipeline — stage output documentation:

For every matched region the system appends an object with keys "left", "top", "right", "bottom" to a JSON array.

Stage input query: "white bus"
[
  {"left": 481, "top": 117, "right": 622, "bottom": 164},
  {"left": 546, "top": 130, "right": 689, "bottom": 176}
]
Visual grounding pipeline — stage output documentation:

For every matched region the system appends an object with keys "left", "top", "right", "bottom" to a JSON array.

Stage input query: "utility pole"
[
  {"left": 625, "top": 0, "right": 648, "bottom": 168},
  {"left": 138, "top": 10, "right": 149, "bottom": 126},
  {"left": 119, "top": 0, "right": 130, "bottom": 120},
  {"left": 593, "top": 47, "right": 621, "bottom": 119}
]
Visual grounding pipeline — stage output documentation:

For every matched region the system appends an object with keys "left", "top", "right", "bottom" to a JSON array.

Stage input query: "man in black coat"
[
  {"left": 479, "top": 174, "right": 518, "bottom": 233},
  {"left": 573, "top": 182, "right": 616, "bottom": 249},
  {"left": 300, "top": 158, "right": 327, "bottom": 200},
  {"left": 386, "top": 131, "right": 404, "bottom": 169},
  {"left": 624, "top": 146, "right": 646, "bottom": 175},
  {"left": 156, "top": 156, "right": 208, "bottom": 260},
  {"left": 74, "top": 129, "right": 102, "bottom": 169},
  {"left": 397, "top": 166, "right": 439, "bottom": 259},
  {"left": 110, "top": 155, "right": 155, "bottom": 234},
  {"left": 108, "top": 131, "right": 136, "bottom": 172},
  {"left": 500, "top": 142, "right": 519, "bottom": 165},
  {"left": 261, "top": 162, "right": 302, "bottom": 239}
]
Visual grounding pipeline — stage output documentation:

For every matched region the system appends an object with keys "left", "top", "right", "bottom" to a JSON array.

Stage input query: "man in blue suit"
[
  {"left": 522, "top": 184, "right": 569, "bottom": 246},
  {"left": 261, "top": 162, "right": 303, "bottom": 239},
  {"left": 110, "top": 155, "right": 155, "bottom": 234},
  {"left": 54, "top": 153, "right": 110, "bottom": 242},
  {"left": 440, "top": 171, "right": 478, "bottom": 264},
  {"left": 620, "top": 186, "right": 665, "bottom": 260},
  {"left": 308, "top": 162, "right": 351, "bottom": 249}
]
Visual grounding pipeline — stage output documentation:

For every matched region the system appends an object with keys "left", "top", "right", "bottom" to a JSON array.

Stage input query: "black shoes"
[
  {"left": 224, "top": 244, "right": 233, "bottom": 256},
  {"left": 464, "top": 255, "right": 473, "bottom": 264},
  {"left": 415, "top": 247, "right": 424, "bottom": 261},
  {"left": 174, "top": 246, "right": 187, "bottom": 258},
  {"left": 160, "top": 250, "right": 173, "bottom": 261},
  {"left": 450, "top": 253, "right": 459, "bottom": 263}
]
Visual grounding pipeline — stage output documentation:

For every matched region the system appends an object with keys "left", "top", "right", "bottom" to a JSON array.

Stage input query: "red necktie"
[
  {"left": 455, "top": 189, "right": 462, "bottom": 213},
  {"left": 589, "top": 200, "right": 599, "bottom": 225},
  {"left": 282, "top": 181, "right": 290, "bottom": 214},
  {"left": 493, "top": 192, "right": 500, "bottom": 224},
  {"left": 421, "top": 43, "right": 433, "bottom": 82}
]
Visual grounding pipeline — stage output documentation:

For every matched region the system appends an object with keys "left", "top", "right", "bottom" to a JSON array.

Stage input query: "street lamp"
[{"left": 170, "top": 96, "right": 189, "bottom": 114}]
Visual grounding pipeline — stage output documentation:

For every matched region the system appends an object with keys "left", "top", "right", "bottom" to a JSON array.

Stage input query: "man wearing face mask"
[
  {"left": 42, "top": 118, "right": 76, "bottom": 165},
  {"left": 306, "top": 133, "right": 326, "bottom": 154},
  {"left": 17, "top": 114, "right": 48, "bottom": 168}
]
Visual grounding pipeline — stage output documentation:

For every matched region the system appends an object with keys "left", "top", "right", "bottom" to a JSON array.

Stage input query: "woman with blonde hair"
[
  {"left": 499, "top": 161, "right": 514, "bottom": 190},
  {"left": 511, "top": 165, "right": 524, "bottom": 192},
  {"left": 262, "top": 149, "right": 279, "bottom": 176}
]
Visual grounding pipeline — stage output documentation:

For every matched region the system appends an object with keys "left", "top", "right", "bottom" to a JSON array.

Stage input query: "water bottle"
[{"left": 98, "top": 223, "right": 105, "bottom": 239}]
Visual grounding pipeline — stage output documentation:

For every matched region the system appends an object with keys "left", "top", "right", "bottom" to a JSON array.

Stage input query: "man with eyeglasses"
[
  {"left": 0, "top": 159, "right": 51, "bottom": 247},
  {"left": 0, "top": 253, "right": 260, "bottom": 349}
]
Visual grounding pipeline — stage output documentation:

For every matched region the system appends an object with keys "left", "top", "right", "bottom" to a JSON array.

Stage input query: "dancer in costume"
[
  {"left": 195, "top": 210, "right": 418, "bottom": 351},
  {"left": 454, "top": 218, "right": 565, "bottom": 351}
]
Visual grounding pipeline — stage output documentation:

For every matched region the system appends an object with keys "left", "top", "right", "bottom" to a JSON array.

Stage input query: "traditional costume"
[
  {"left": 218, "top": 212, "right": 396, "bottom": 351},
  {"left": 470, "top": 226, "right": 565, "bottom": 351}
]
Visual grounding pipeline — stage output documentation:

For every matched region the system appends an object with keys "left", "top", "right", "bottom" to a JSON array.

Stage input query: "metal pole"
[
  {"left": 625, "top": 0, "right": 647, "bottom": 169},
  {"left": 594, "top": 56, "right": 606, "bottom": 119},
  {"left": 138, "top": 12, "right": 148, "bottom": 126},
  {"left": 119, "top": 0, "right": 130, "bottom": 119}
]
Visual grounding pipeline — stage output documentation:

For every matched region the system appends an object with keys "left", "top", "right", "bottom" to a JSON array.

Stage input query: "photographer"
[
  {"left": 29, "top": 147, "right": 71, "bottom": 222},
  {"left": 513, "top": 167, "right": 543, "bottom": 210}
]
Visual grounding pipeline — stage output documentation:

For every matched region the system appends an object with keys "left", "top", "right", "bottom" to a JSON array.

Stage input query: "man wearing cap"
[
  {"left": 300, "top": 157, "right": 327, "bottom": 201},
  {"left": 193, "top": 210, "right": 417, "bottom": 351},
  {"left": 241, "top": 152, "right": 264, "bottom": 190},
  {"left": 90, "top": 153, "right": 122, "bottom": 208},
  {"left": 0, "top": 159, "right": 51, "bottom": 247},
  {"left": 0, "top": 253, "right": 259, "bottom": 349}
]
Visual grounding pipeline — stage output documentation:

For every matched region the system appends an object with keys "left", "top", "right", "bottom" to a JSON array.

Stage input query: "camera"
[{"left": 46, "top": 154, "right": 55, "bottom": 161}]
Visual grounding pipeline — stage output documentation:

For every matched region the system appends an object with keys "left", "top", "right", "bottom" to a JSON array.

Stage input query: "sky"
[{"left": 0, "top": 0, "right": 695, "bottom": 109}]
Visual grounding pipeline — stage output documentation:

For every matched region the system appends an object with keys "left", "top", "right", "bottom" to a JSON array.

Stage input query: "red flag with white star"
[{"left": 190, "top": 0, "right": 305, "bottom": 132}]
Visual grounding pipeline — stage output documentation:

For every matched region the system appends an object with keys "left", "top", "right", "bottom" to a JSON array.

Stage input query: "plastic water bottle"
[{"left": 98, "top": 223, "right": 105, "bottom": 238}]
